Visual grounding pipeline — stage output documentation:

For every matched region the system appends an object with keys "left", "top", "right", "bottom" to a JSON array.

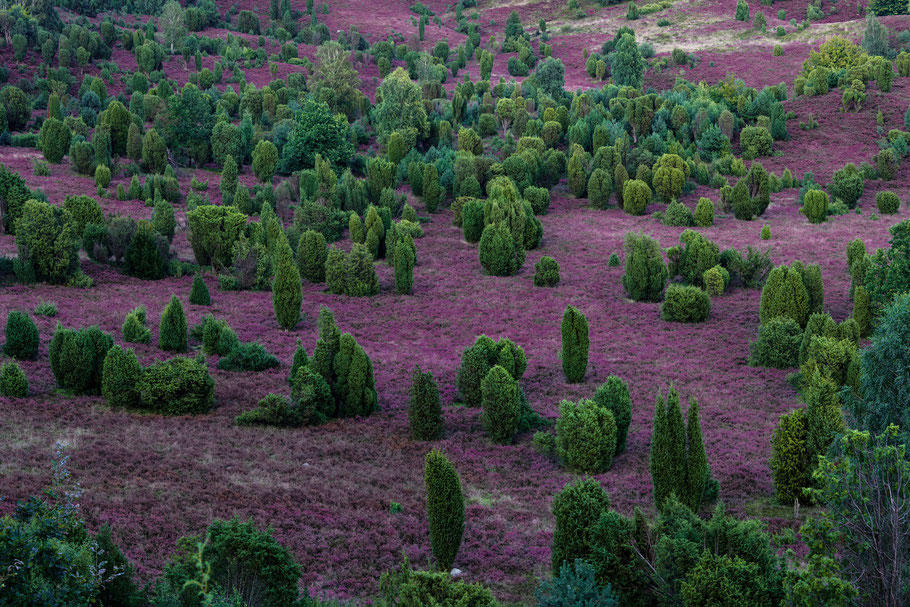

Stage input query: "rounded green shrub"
[
  {"left": 739, "top": 126, "right": 773, "bottom": 160},
  {"left": 408, "top": 365, "right": 444, "bottom": 441},
  {"left": 456, "top": 335, "right": 527, "bottom": 408},
  {"left": 480, "top": 365, "right": 520, "bottom": 444},
  {"left": 663, "top": 200, "right": 693, "bottom": 226},
  {"left": 551, "top": 477, "right": 611, "bottom": 574},
  {"left": 462, "top": 199, "right": 485, "bottom": 243},
  {"left": 49, "top": 324, "right": 112, "bottom": 395},
  {"left": 164, "top": 517, "right": 301, "bottom": 607},
  {"left": 876, "top": 190, "right": 900, "bottom": 214},
  {"left": 702, "top": 265, "right": 728, "bottom": 296},
  {"left": 760, "top": 224, "right": 771, "bottom": 240},
  {"left": 561, "top": 305, "right": 589, "bottom": 383},
  {"left": 748, "top": 316, "right": 803, "bottom": 368},
  {"left": 159, "top": 295, "right": 187, "bottom": 352},
  {"left": 101, "top": 345, "right": 142, "bottom": 409},
  {"left": 217, "top": 342, "right": 280, "bottom": 372},
  {"left": 14, "top": 199, "right": 80, "bottom": 284},
  {"left": 556, "top": 399, "right": 617, "bottom": 473},
  {"left": 608, "top": 253, "right": 620, "bottom": 266},
  {"left": 534, "top": 256, "right": 560, "bottom": 287},
  {"left": 136, "top": 356, "right": 215, "bottom": 415},
  {"left": 802, "top": 189, "right": 828, "bottom": 223},
  {"left": 622, "top": 179, "right": 651, "bottom": 215},
  {"left": 661, "top": 285, "right": 711, "bottom": 323},
  {"left": 0, "top": 361, "right": 28, "bottom": 397},
  {"left": 39, "top": 118, "right": 70, "bottom": 164},
  {"left": 424, "top": 449, "right": 465, "bottom": 572},
  {"left": 4, "top": 311, "right": 39, "bottom": 360}
]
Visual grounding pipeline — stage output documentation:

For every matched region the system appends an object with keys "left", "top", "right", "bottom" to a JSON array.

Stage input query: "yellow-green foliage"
[{"left": 770, "top": 408, "right": 809, "bottom": 505}]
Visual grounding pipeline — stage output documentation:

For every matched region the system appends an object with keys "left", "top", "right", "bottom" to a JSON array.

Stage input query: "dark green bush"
[
  {"left": 561, "top": 305, "right": 589, "bottom": 382},
  {"left": 49, "top": 324, "right": 113, "bottom": 395},
  {"left": 124, "top": 220, "right": 168, "bottom": 280},
  {"left": 188, "top": 274, "right": 211, "bottom": 305},
  {"left": 4, "top": 310, "right": 38, "bottom": 360},
  {"left": 534, "top": 256, "right": 560, "bottom": 287},
  {"left": 481, "top": 365, "right": 520, "bottom": 443},
  {"left": 137, "top": 356, "right": 215, "bottom": 415},
  {"left": 759, "top": 264, "right": 809, "bottom": 327},
  {"left": 748, "top": 316, "right": 802, "bottom": 368},
  {"left": 551, "top": 478, "right": 611, "bottom": 574},
  {"left": 661, "top": 285, "right": 711, "bottom": 323},
  {"left": 163, "top": 517, "right": 301, "bottom": 607},
  {"left": 478, "top": 222, "right": 519, "bottom": 276},
  {"left": 408, "top": 365, "right": 444, "bottom": 440},
  {"left": 424, "top": 450, "right": 464, "bottom": 571},
  {"left": 14, "top": 199, "right": 80, "bottom": 284},
  {"left": 876, "top": 190, "right": 900, "bottom": 214},
  {"left": 556, "top": 399, "right": 617, "bottom": 473},
  {"left": 536, "top": 559, "right": 618, "bottom": 607},
  {"left": 456, "top": 335, "right": 527, "bottom": 407},
  {"left": 296, "top": 229, "right": 328, "bottom": 282},
  {"left": 622, "top": 231, "right": 667, "bottom": 301},
  {"left": 461, "top": 199, "right": 485, "bottom": 243},
  {"left": 593, "top": 376, "right": 632, "bottom": 454},
  {"left": 159, "top": 295, "right": 187, "bottom": 352},
  {"left": 217, "top": 342, "right": 280, "bottom": 372},
  {"left": 378, "top": 557, "right": 498, "bottom": 606},
  {"left": 101, "top": 345, "right": 142, "bottom": 409}
]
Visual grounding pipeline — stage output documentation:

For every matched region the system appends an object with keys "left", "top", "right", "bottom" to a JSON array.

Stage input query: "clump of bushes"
[
  {"left": 325, "top": 243, "right": 379, "bottom": 296},
  {"left": 555, "top": 398, "right": 618, "bottom": 473},
  {"left": 49, "top": 324, "right": 113, "bottom": 395},
  {"left": 456, "top": 334, "right": 527, "bottom": 407},
  {"left": 136, "top": 356, "right": 216, "bottom": 415},
  {"left": 661, "top": 285, "right": 711, "bottom": 323},
  {"left": 122, "top": 306, "right": 152, "bottom": 344},
  {"left": 534, "top": 256, "right": 560, "bottom": 287}
]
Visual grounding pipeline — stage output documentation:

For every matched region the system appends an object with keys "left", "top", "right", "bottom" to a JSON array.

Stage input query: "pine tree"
[
  {"left": 560, "top": 305, "right": 589, "bottom": 383},
  {"left": 159, "top": 295, "right": 187, "bottom": 352},
  {"left": 684, "top": 398, "right": 708, "bottom": 511},
  {"left": 424, "top": 449, "right": 465, "bottom": 572},
  {"left": 189, "top": 274, "right": 211, "bottom": 305},
  {"left": 272, "top": 245, "right": 302, "bottom": 330},
  {"left": 408, "top": 365, "right": 444, "bottom": 440}
]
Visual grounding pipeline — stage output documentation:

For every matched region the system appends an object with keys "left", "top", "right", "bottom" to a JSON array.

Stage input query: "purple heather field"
[{"left": 1, "top": 0, "right": 909, "bottom": 603}]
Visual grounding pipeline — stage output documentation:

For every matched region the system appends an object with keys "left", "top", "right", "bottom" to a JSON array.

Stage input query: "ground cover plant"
[{"left": 1, "top": 0, "right": 910, "bottom": 604}]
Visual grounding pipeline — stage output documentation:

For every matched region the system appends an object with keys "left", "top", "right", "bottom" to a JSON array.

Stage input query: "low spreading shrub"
[{"left": 661, "top": 285, "right": 711, "bottom": 323}]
